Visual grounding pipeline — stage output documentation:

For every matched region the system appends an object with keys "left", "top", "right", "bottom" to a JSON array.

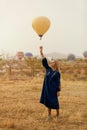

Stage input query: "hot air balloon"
[
  {"left": 16, "top": 51, "right": 24, "bottom": 61},
  {"left": 25, "top": 52, "right": 33, "bottom": 58},
  {"left": 32, "top": 16, "right": 51, "bottom": 40}
]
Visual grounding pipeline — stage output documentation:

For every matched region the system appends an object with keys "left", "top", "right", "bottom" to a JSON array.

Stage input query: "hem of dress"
[{"left": 40, "top": 102, "right": 59, "bottom": 109}]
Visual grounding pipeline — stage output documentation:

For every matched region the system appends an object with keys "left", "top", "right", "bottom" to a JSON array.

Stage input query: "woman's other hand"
[{"left": 57, "top": 91, "right": 60, "bottom": 96}]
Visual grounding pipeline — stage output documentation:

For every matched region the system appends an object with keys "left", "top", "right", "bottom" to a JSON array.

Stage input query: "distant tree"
[
  {"left": 83, "top": 51, "right": 87, "bottom": 58},
  {"left": 3, "top": 54, "right": 16, "bottom": 75},
  {"left": 67, "top": 54, "right": 76, "bottom": 61},
  {"left": 0, "top": 55, "right": 3, "bottom": 61},
  {"left": 24, "top": 57, "right": 42, "bottom": 76}
]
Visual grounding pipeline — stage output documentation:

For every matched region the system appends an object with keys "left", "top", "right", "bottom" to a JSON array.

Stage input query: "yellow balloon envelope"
[{"left": 32, "top": 16, "right": 50, "bottom": 39}]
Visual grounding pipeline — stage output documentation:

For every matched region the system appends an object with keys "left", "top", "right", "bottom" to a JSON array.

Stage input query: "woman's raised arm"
[
  {"left": 39, "top": 46, "right": 45, "bottom": 58},
  {"left": 39, "top": 46, "right": 50, "bottom": 69}
]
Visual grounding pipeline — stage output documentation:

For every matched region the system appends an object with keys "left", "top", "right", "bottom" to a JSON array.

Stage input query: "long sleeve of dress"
[
  {"left": 42, "top": 58, "right": 50, "bottom": 69},
  {"left": 56, "top": 72, "right": 61, "bottom": 91}
]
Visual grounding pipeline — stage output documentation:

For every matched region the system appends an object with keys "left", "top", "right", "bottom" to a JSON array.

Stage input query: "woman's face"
[{"left": 49, "top": 61, "right": 56, "bottom": 68}]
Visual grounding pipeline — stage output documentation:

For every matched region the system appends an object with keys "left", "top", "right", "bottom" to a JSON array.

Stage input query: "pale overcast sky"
[{"left": 0, "top": 0, "right": 87, "bottom": 56}]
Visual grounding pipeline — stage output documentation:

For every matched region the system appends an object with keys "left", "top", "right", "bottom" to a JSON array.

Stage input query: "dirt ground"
[{"left": 0, "top": 77, "right": 87, "bottom": 130}]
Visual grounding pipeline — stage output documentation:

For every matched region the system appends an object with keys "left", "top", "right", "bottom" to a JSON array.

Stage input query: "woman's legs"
[
  {"left": 47, "top": 108, "right": 52, "bottom": 121},
  {"left": 47, "top": 108, "right": 59, "bottom": 121},
  {"left": 48, "top": 108, "right": 59, "bottom": 117},
  {"left": 48, "top": 108, "right": 51, "bottom": 116},
  {"left": 56, "top": 109, "right": 59, "bottom": 117}
]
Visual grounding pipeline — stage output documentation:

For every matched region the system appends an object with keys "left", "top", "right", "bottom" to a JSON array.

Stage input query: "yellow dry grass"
[{"left": 0, "top": 77, "right": 87, "bottom": 130}]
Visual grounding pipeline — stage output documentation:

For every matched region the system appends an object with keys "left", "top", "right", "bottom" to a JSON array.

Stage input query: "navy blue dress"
[{"left": 40, "top": 58, "right": 61, "bottom": 109}]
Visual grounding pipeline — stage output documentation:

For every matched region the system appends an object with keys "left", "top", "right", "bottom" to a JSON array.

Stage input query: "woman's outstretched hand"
[
  {"left": 39, "top": 46, "right": 44, "bottom": 58},
  {"left": 40, "top": 46, "right": 43, "bottom": 54}
]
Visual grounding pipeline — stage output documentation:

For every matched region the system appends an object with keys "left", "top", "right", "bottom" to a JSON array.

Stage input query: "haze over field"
[{"left": 0, "top": 0, "right": 87, "bottom": 56}]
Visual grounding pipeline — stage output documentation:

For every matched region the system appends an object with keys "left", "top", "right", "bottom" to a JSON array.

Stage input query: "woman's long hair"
[{"left": 54, "top": 60, "right": 60, "bottom": 72}]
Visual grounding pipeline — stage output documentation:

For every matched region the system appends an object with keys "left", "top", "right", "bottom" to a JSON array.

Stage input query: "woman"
[{"left": 39, "top": 46, "right": 61, "bottom": 121}]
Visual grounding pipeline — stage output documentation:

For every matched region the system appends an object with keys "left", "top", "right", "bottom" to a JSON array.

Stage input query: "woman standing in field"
[{"left": 39, "top": 46, "right": 61, "bottom": 121}]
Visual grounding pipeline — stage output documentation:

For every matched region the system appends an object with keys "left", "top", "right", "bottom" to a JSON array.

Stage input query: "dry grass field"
[{"left": 0, "top": 76, "right": 87, "bottom": 130}]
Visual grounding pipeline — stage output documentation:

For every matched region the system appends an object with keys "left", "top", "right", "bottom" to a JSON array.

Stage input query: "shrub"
[
  {"left": 83, "top": 51, "right": 87, "bottom": 58},
  {"left": 67, "top": 54, "right": 76, "bottom": 61}
]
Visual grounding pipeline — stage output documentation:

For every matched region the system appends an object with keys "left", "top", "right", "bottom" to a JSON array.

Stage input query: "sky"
[{"left": 0, "top": 0, "right": 87, "bottom": 57}]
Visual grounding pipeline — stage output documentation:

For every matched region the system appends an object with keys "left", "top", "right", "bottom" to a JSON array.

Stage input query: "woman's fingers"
[
  {"left": 57, "top": 92, "right": 60, "bottom": 96},
  {"left": 39, "top": 46, "right": 43, "bottom": 53},
  {"left": 40, "top": 46, "right": 43, "bottom": 50}
]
